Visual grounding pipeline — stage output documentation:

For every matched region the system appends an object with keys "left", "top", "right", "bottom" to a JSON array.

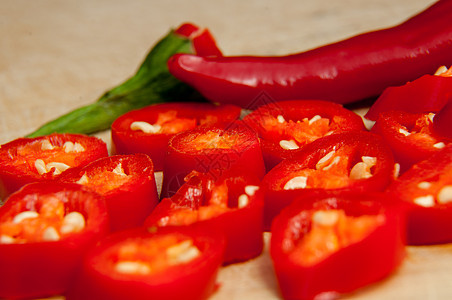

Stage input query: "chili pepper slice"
[
  {"left": 387, "top": 144, "right": 452, "bottom": 245},
  {"left": 168, "top": 1, "right": 452, "bottom": 108},
  {"left": 66, "top": 226, "right": 225, "bottom": 300},
  {"left": 0, "top": 133, "right": 108, "bottom": 200},
  {"left": 371, "top": 110, "right": 451, "bottom": 173},
  {"left": 160, "top": 121, "right": 266, "bottom": 198},
  {"left": 262, "top": 131, "right": 395, "bottom": 230},
  {"left": 365, "top": 65, "right": 452, "bottom": 121},
  {"left": 0, "top": 181, "right": 109, "bottom": 299},
  {"left": 242, "top": 99, "right": 365, "bottom": 171},
  {"left": 270, "top": 191, "right": 405, "bottom": 300},
  {"left": 58, "top": 154, "right": 159, "bottom": 231},
  {"left": 145, "top": 170, "right": 263, "bottom": 264},
  {"left": 111, "top": 102, "right": 241, "bottom": 170},
  {"left": 433, "top": 100, "right": 452, "bottom": 139}
]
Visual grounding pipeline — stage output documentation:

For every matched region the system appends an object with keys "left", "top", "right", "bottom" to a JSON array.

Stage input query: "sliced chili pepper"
[
  {"left": 387, "top": 144, "right": 452, "bottom": 245},
  {"left": 243, "top": 100, "right": 365, "bottom": 171},
  {"left": 433, "top": 100, "right": 452, "bottom": 139},
  {"left": 111, "top": 102, "right": 240, "bottom": 170},
  {"left": 0, "top": 181, "right": 109, "bottom": 299},
  {"left": 66, "top": 226, "right": 224, "bottom": 300},
  {"left": 371, "top": 110, "right": 451, "bottom": 173},
  {"left": 0, "top": 133, "right": 108, "bottom": 200},
  {"left": 365, "top": 65, "right": 452, "bottom": 121},
  {"left": 160, "top": 121, "right": 265, "bottom": 198},
  {"left": 145, "top": 170, "right": 263, "bottom": 264},
  {"left": 270, "top": 191, "right": 405, "bottom": 300},
  {"left": 262, "top": 131, "right": 395, "bottom": 230},
  {"left": 58, "top": 154, "right": 159, "bottom": 231},
  {"left": 168, "top": 1, "right": 452, "bottom": 108}
]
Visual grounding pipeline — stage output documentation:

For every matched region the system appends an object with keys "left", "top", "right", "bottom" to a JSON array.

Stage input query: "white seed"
[
  {"left": 437, "top": 185, "right": 452, "bottom": 204},
  {"left": 73, "top": 142, "right": 85, "bottom": 152},
  {"left": 427, "top": 113, "right": 435, "bottom": 123},
  {"left": 276, "top": 115, "right": 286, "bottom": 123},
  {"left": 417, "top": 181, "right": 432, "bottom": 190},
  {"left": 167, "top": 240, "right": 201, "bottom": 265},
  {"left": 40, "top": 140, "right": 55, "bottom": 150},
  {"left": 130, "top": 121, "right": 162, "bottom": 134},
  {"left": 244, "top": 185, "right": 260, "bottom": 196},
  {"left": 42, "top": 227, "right": 60, "bottom": 241},
  {"left": 393, "top": 163, "right": 401, "bottom": 178},
  {"left": 283, "top": 176, "right": 307, "bottom": 190},
  {"left": 115, "top": 261, "right": 151, "bottom": 275},
  {"left": 13, "top": 211, "right": 39, "bottom": 224},
  {"left": 0, "top": 235, "right": 15, "bottom": 244},
  {"left": 238, "top": 194, "right": 249, "bottom": 208},
  {"left": 398, "top": 128, "right": 411, "bottom": 136},
  {"left": 34, "top": 159, "right": 48, "bottom": 175},
  {"left": 112, "top": 163, "right": 127, "bottom": 176},
  {"left": 76, "top": 173, "right": 89, "bottom": 185},
  {"left": 312, "top": 210, "right": 339, "bottom": 226},
  {"left": 308, "top": 115, "right": 322, "bottom": 125},
  {"left": 414, "top": 195, "right": 435, "bottom": 207},
  {"left": 433, "top": 142, "right": 446, "bottom": 149},
  {"left": 350, "top": 156, "right": 376, "bottom": 180},
  {"left": 322, "top": 156, "right": 341, "bottom": 171},
  {"left": 46, "top": 162, "right": 70, "bottom": 175},
  {"left": 279, "top": 140, "right": 299, "bottom": 150},
  {"left": 434, "top": 65, "right": 448, "bottom": 75},
  {"left": 63, "top": 141, "right": 84, "bottom": 153},
  {"left": 60, "top": 211, "right": 86, "bottom": 234},
  {"left": 316, "top": 150, "right": 336, "bottom": 169},
  {"left": 362, "top": 156, "right": 377, "bottom": 167}
]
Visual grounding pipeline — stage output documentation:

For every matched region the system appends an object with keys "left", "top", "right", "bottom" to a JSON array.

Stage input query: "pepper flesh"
[{"left": 168, "top": 1, "right": 452, "bottom": 108}]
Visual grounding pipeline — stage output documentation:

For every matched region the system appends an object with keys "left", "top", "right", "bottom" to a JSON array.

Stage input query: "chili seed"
[
  {"left": 244, "top": 185, "right": 259, "bottom": 196},
  {"left": 40, "top": 140, "right": 55, "bottom": 150},
  {"left": 312, "top": 210, "right": 339, "bottom": 226},
  {"left": 60, "top": 211, "right": 86, "bottom": 234},
  {"left": 437, "top": 185, "right": 452, "bottom": 204},
  {"left": 238, "top": 194, "right": 249, "bottom": 208},
  {"left": 413, "top": 195, "right": 435, "bottom": 207},
  {"left": 115, "top": 261, "right": 151, "bottom": 275},
  {"left": 130, "top": 121, "right": 161, "bottom": 134},
  {"left": 13, "top": 211, "right": 39, "bottom": 223},
  {"left": 167, "top": 240, "right": 201, "bottom": 265},
  {"left": 283, "top": 176, "right": 307, "bottom": 190},
  {"left": 279, "top": 140, "right": 299, "bottom": 150},
  {"left": 42, "top": 227, "right": 60, "bottom": 241}
]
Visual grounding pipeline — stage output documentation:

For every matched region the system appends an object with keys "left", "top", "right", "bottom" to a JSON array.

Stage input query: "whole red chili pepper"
[{"left": 168, "top": 0, "right": 452, "bottom": 108}]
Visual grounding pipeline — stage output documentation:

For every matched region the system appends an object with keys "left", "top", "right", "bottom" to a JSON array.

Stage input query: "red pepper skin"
[
  {"left": 433, "top": 100, "right": 452, "bottom": 139},
  {"left": 111, "top": 102, "right": 241, "bottom": 171},
  {"left": 160, "top": 121, "right": 266, "bottom": 198},
  {"left": 58, "top": 154, "right": 159, "bottom": 231},
  {"left": 145, "top": 171, "right": 263, "bottom": 264},
  {"left": 0, "top": 182, "right": 109, "bottom": 299},
  {"left": 0, "top": 133, "right": 108, "bottom": 200},
  {"left": 262, "top": 131, "right": 395, "bottom": 230},
  {"left": 168, "top": 0, "right": 452, "bottom": 108},
  {"left": 371, "top": 110, "right": 451, "bottom": 173},
  {"left": 387, "top": 144, "right": 452, "bottom": 245},
  {"left": 66, "top": 227, "right": 225, "bottom": 300},
  {"left": 365, "top": 75, "right": 452, "bottom": 121},
  {"left": 175, "top": 23, "right": 222, "bottom": 57},
  {"left": 242, "top": 99, "right": 365, "bottom": 171},
  {"left": 270, "top": 192, "right": 405, "bottom": 300}
]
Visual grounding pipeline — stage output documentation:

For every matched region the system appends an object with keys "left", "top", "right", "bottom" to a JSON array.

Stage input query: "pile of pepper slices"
[{"left": 1, "top": 0, "right": 452, "bottom": 299}]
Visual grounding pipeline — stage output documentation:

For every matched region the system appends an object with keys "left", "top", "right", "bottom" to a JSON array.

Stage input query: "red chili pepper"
[
  {"left": 365, "top": 66, "right": 452, "bottom": 121},
  {"left": 145, "top": 170, "right": 263, "bottom": 264},
  {"left": 433, "top": 100, "right": 452, "bottom": 139},
  {"left": 58, "top": 154, "right": 159, "bottom": 231},
  {"left": 270, "top": 191, "right": 405, "bottom": 300},
  {"left": 262, "top": 131, "right": 395, "bottom": 230},
  {"left": 175, "top": 23, "right": 222, "bottom": 57},
  {"left": 66, "top": 226, "right": 225, "bottom": 300},
  {"left": 371, "top": 110, "right": 451, "bottom": 173},
  {"left": 160, "top": 121, "right": 266, "bottom": 198},
  {"left": 0, "top": 133, "right": 108, "bottom": 200},
  {"left": 111, "top": 102, "right": 241, "bottom": 171},
  {"left": 242, "top": 99, "right": 365, "bottom": 171},
  {"left": 168, "top": 1, "right": 452, "bottom": 108},
  {"left": 0, "top": 182, "right": 109, "bottom": 299},
  {"left": 387, "top": 144, "right": 452, "bottom": 245}
]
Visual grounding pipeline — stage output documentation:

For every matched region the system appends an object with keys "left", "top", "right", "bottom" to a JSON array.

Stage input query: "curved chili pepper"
[
  {"left": 0, "top": 133, "right": 108, "bottom": 200},
  {"left": 111, "top": 102, "right": 240, "bottom": 171},
  {"left": 371, "top": 110, "right": 451, "bottom": 173},
  {"left": 270, "top": 191, "right": 405, "bottom": 300},
  {"left": 58, "top": 154, "right": 159, "bottom": 231},
  {"left": 66, "top": 227, "right": 225, "bottom": 300},
  {"left": 242, "top": 99, "right": 365, "bottom": 171},
  {"left": 262, "top": 131, "right": 395, "bottom": 230},
  {"left": 0, "top": 182, "right": 109, "bottom": 299},
  {"left": 168, "top": 0, "right": 452, "bottom": 108},
  {"left": 145, "top": 170, "right": 263, "bottom": 264},
  {"left": 387, "top": 144, "right": 452, "bottom": 245}
]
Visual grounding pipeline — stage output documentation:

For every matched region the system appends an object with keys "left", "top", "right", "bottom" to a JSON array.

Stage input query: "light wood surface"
[{"left": 2, "top": 0, "right": 450, "bottom": 299}]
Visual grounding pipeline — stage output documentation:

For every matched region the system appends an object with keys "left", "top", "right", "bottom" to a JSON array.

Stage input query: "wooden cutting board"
[{"left": 2, "top": 0, "right": 450, "bottom": 299}]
